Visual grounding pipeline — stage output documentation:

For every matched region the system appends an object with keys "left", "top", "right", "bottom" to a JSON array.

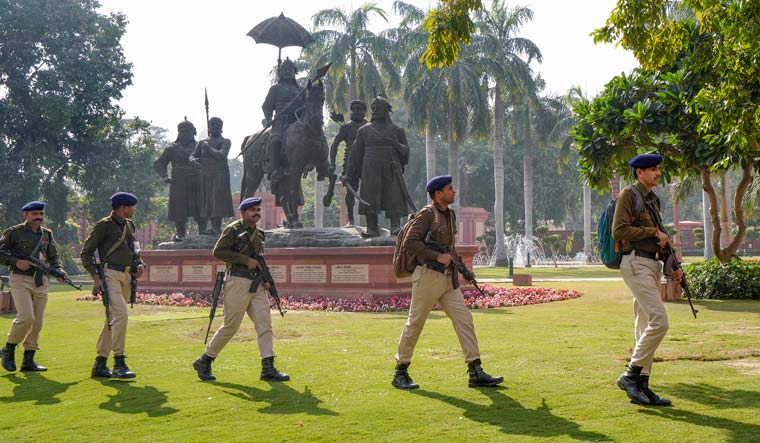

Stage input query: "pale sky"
[{"left": 97, "top": 0, "right": 638, "bottom": 152}]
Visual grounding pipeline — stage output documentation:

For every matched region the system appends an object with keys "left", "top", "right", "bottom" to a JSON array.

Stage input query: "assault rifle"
[
  {"left": 204, "top": 271, "right": 225, "bottom": 344},
  {"left": 92, "top": 257, "right": 112, "bottom": 330},
  {"left": 642, "top": 198, "right": 699, "bottom": 318},
  {"left": 0, "top": 246, "right": 81, "bottom": 290},
  {"left": 250, "top": 253, "right": 286, "bottom": 317},
  {"left": 424, "top": 233, "right": 487, "bottom": 298}
]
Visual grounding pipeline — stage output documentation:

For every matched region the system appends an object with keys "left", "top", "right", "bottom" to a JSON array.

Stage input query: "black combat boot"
[
  {"left": 391, "top": 362, "right": 419, "bottom": 389},
  {"left": 91, "top": 356, "right": 112, "bottom": 378},
  {"left": 467, "top": 359, "right": 504, "bottom": 388},
  {"left": 260, "top": 356, "right": 290, "bottom": 381},
  {"left": 20, "top": 350, "right": 47, "bottom": 372},
  {"left": 192, "top": 353, "right": 216, "bottom": 381},
  {"left": 640, "top": 375, "right": 672, "bottom": 406},
  {"left": 616, "top": 363, "right": 651, "bottom": 405},
  {"left": 1, "top": 343, "right": 17, "bottom": 372},
  {"left": 112, "top": 355, "right": 136, "bottom": 379}
]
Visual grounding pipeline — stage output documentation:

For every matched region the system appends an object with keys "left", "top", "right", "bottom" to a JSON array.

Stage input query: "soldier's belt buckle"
[{"left": 444, "top": 268, "right": 451, "bottom": 275}]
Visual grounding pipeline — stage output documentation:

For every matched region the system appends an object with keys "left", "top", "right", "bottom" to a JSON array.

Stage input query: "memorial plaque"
[
  {"left": 291, "top": 264, "right": 326, "bottom": 283},
  {"left": 182, "top": 265, "right": 212, "bottom": 282},
  {"left": 331, "top": 264, "right": 369, "bottom": 284},
  {"left": 269, "top": 264, "right": 286, "bottom": 282},
  {"left": 150, "top": 265, "right": 178, "bottom": 282}
]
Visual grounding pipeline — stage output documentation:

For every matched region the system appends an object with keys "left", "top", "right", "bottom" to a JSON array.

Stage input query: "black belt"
[
  {"left": 623, "top": 250, "right": 658, "bottom": 261},
  {"left": 424, "top": 261, "right": 451, "bottom": 275},
  {"left": 229, "top": 268, "right": 256, "bottom": 280},
  {"left": 106, "top": 263, "right": 131, "bottom": 272}
]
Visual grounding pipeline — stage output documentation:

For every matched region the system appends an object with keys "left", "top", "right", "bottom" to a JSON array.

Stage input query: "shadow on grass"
[
  {"left": 97, "top": 379, "right": 178, "bottom": 417},
  {"left": 411, "top": 388, "right": 610, "bottom": 441},
  {"left": 663, "top": 382, "right": 760, "bottom": 409},
  {"left": 215, "top": 381, "right": 338, "bottom": 416},
  {"left": 0, "top": 373, "right": 77, "bottom": 405},
  {"left": 695, "top": 300, "right": 760, "bottom": 314},
  {"left": 638, "top": 404, "right": 760, "bottom": 442}
]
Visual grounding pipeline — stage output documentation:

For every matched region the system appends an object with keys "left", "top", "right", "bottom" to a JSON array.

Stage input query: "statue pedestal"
[{"left": 141, "top": 228, "right": 479, "bottom": 299}]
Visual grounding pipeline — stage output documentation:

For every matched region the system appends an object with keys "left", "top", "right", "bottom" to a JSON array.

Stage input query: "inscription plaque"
[
  {"left": 150, "top": 265, "right": 178, "bottom": 282},
  {"left": 291, "top": 264, "right": 326, "bottom": 283},
  {"left": 331, "top": 264, "right": 369, "bottom": 284}
]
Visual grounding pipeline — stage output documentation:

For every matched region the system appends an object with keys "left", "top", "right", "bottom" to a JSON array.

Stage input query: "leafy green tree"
[
  {"left": 476, "top": 1, "right": 540, "bottom": 264},
  {"left": 308, "top": 3, "right": 400, "bottom": 112},
  {"left": 421, "top": 0, "right": 484, "bottom": 68},
  {"left": 0, "top": 0, "right": 133, "bottom": 230}
]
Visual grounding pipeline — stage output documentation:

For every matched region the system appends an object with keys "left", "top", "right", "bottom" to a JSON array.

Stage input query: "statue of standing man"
[
  {"left": 154, "top": 120, "right": 202, "bottom": 241},
  {"left": 190, "top": 117, "right": 234, "bottom": 235},
  {"left": 329, "top": 100, "right": 367, "bottom": 227},
  {"left": 345, "top": 96, "right": 411, "bottom": 237}
]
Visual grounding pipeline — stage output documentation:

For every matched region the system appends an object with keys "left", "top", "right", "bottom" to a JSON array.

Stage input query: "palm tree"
[
  {"left": 308, "top": 3, "right": 400, "bottom": 113},
  {"left": 476, "top": 1, "right": 541, "bottom": 265}
]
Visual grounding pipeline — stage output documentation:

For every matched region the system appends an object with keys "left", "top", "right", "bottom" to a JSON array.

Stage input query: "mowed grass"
[
  {"left": 1, "top": 282, "right": 759, "bottom": 443},
  {"left": 475, "top": 266, "right": 621, "bottom": 279}
]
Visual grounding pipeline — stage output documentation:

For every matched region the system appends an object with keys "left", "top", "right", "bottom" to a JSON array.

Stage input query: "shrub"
[{"left": 685, "top": 257, "right": 760, "bottom": 299}]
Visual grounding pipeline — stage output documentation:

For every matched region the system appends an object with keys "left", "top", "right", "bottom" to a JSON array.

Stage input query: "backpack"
[
  {"left": 393, "top": 205, "right": 442, "bottom": 278},
  {"left": 598, "top": 186, "right": 644, "bottom": 269}
]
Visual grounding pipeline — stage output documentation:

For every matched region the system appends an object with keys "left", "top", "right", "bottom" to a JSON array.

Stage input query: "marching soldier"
[
  {"left": 0, "top": 201, "right": 67, "bottom": 372},
  {"left": 613, "top": 153, "right": 681, "bottom": 406},
  {"left": 392, "top": 176, "right": 503, "bottom": 389},
  {"left": 192, "top": 197, "right": 289, "bottom": 382},
  {"left": 330, "top": 100, "right": 368, "bottom": 226},
  {"left": 80, "top": 192, "right": 145, "bottom": 379}
]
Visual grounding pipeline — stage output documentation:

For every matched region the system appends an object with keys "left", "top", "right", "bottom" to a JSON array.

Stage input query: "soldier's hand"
[
  {"left": 93, "top": 276, "right": 104, "bottom": 294},
  {"left": 655, "top": 230, "right": 669, "bottom": 248},
  {"left": 263, "top": 282, "right": 271, "bottom": 290},
  {"left": 247, "top": 258, "right": 262, "bottom": 271},
  {"left": 15, "top": 259, "right": 34, "bottom": 271},
  {"left": 671, "top": 269, "right": 684, "bottom": 284},
  {"left": 56, "top": 269, "right": 68, "bottom": 283},
  {"left": 134, "top": 264, "right": 145, "bottom": 278},
  {"left": 436, "top": 253, "right": 453, "bottom": 267}
]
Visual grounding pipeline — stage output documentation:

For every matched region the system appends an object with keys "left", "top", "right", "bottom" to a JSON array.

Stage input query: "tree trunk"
[
  {"left": 348, "top": 50, "right": 358, "bottom": 104},
  {"left": 702, "top": 190, "right": 714, "bottom": 259},
  {"left": 701, "top": 163, "right": 752, "bottom": 262},
  {"left": 583, "top": 183, "right": 591, "bottom": 259},
  {"left": 425, "top": 122, "right": 437, "bottom": 183},
  {"left": 493, "top": 88, "right": 507, "bottom": 265},
  {"left": 719, "top": 172, "right": 731, "bottom": 248},
  {"left": 522, "top": 107, "right": 533, "bottom": 237},
  {"left": 448, "top": 105, "right": 460, "bottom": 210}
]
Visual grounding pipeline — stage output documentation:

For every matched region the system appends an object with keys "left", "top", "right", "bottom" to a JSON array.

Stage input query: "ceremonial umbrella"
[{"left": 247, "top": 12, "right": 314, "bottom": 74}]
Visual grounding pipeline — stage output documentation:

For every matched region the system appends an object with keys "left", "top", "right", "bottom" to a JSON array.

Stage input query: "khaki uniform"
[
  {"left": 205, "top": 220, "right": 274, "bottom": 358},
  {"left": 396, "top": 203, "right": 480, "bottom": 363},
  {"left": 612, "top": 184, "right": 668, "bottom": 375},
  {"left": 80, "top": 212, "right": 143, "bottom": 357},
  {"left": 0, "top": 222, "right": 61, "bottom": 350}
]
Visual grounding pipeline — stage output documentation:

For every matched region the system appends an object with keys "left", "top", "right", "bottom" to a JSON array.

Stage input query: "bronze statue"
[
  {"left": 154, "top": 120, "right": 203, "bottom": 241},
  {"left": 190, "top": 117, "right": 234, "bottom": 235},
  {"left": 261, "top": 58, "right": 304, "bottom": 179},
  {"left": 344, "top": 96, "right": 411, "bottom": 237},
  {"left": 242, "top": 78, "right": 330, "bottom": 228},
  {"left": 328, "top": 100, "right": 367, "bottom": 226}
]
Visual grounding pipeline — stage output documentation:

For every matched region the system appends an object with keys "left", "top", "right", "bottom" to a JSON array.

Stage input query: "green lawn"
[
  {"left": 474, "top": 266, "right": 621, "bottom": 279},
  {"left": 1, "top": 282, "right": 759, "bottom": 442}
]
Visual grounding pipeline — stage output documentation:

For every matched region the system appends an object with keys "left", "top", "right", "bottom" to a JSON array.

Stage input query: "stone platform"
[{"left": 140, "top": 227, "right": 478, "bottom": 299}]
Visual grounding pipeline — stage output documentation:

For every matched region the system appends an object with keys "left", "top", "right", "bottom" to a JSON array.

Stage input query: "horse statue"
[{"left": 240, "top": 79, "right": 330, "bottom": 228}]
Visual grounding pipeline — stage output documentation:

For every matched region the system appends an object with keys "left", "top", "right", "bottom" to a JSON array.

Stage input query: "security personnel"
[
  {"left": 0, "top": 201, "right": 67, "bottom": 372},
  {"left": 613, "top": 153, "right": 682, "bottom": 406},
  {"left": 393, "top": 175, "right": 503, "bottom": 389},
  {"left": 192, "top": 197, "right": 289, "bottom": 382},
  {"left": 80, "top": 192, "right": 145, "bottom": 379}
]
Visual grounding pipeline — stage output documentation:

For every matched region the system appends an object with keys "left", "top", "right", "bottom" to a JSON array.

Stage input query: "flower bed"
[{"left": 76, "top": 285, "right": 582, "bottom": 312}]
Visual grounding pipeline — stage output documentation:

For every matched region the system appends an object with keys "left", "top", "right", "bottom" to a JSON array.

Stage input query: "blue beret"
[
  {"left": 426, "top": 175, "right": 453, "bottom": 193},
  {"left": 628, "top": 153, "right": 662, "bottom": 169},
  {"left": 21, "top": 201, "right": 46, "bottom": 211},
  {"left": 111, "top": 192, "right": 138, "bottom": 208},
  {"left": 239, "top": 197, "right": 262, "bottom": 211}
]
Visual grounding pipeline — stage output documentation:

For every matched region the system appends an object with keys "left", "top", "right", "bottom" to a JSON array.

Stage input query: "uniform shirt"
[
  {"left": 0, "top": 222, "right": 62, "bottom": 275},
  {"left": 212, "top": 219, "right": 265, "bottom": 272},
  {"left": 403, "top": 203, "right": 459, "bottom": 264},
  {"left": 80, "top": 212, "right": 142, "bottom": 275},
  {"left": 612, "top": 182, "right": 661, "bottom": 254}
]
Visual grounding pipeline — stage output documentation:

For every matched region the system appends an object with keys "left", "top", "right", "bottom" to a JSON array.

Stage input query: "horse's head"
[{"left": 306, "top": 78, "right": 325, "bottom": 105}]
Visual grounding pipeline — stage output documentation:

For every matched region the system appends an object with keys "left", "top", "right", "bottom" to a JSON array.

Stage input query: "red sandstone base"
[{"left": 140, "top": 245, "right": 479, "bottom": 300}]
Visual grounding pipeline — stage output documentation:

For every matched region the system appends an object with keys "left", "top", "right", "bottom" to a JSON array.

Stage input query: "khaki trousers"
[
  {"left": 396, "top": 265, "right": 480, "bottom": 364},
  {"left": 620, "top": 253, "right": 669, "bottom": 375},
  {"left": 206, "top": 275, "right": 274, "bottom": 359},
  {"left": 96, "top": 268, "right": 131, "bottom": 357},
  {"left": 7, "top": 274, "right": 48, "bottom": 350}
]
